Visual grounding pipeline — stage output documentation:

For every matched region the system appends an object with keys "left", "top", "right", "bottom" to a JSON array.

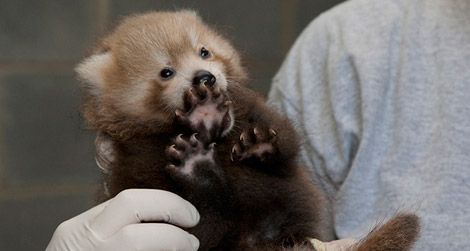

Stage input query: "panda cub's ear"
[{"left": 75, "top": 50, "right": 113, "bottom": 94}]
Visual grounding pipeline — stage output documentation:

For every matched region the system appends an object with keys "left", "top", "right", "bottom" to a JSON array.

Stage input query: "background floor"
[{"left": 0, "top": 1, "right": 344, "bottom": 249}]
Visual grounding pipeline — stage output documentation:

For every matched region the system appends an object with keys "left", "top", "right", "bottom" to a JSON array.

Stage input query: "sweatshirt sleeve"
[{"left": 268, "top": 13, "right": 362, "bottom": 201}]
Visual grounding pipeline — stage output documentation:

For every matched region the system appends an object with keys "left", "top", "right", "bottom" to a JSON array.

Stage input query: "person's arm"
[
  {"left": 268, "top": 12, "right": 363, "bottom": 250},
  {"left": 268, "top": 13, "right": 362, "bottom": 201},
  {"left": 46, "top": 189, "right": 200, "bottom": 251}
]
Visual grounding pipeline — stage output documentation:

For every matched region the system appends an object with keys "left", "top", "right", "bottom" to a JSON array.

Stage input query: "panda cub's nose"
[{"left": 193, "top": 70, "right": 216, "bottom": 86}]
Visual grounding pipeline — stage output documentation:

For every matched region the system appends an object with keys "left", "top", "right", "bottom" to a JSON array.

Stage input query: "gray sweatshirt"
[{"left": 268, "top": 0, "right": 470, "bottom": 249}]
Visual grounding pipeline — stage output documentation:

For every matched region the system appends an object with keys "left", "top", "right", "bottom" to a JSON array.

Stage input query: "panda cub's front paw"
[
  {"left": 165, "top": 133, "right": 222, "bottom": 186},
  {"left": 231, "top": 127, "right": 278, "bottom": 164},
  {"left": 175, "top": 83, "right": 233, "bottom": 141}
]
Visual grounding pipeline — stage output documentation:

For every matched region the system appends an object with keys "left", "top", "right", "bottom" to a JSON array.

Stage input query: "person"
[
  {"left": 47, "top": 0, "right": 470, "bottom": 250},
  {"left": 268, "top": 0, "right": 470, "bottom": 250}
]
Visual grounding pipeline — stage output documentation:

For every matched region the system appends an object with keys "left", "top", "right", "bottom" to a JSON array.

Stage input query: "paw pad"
[
  {"left": 166, "top": 133, "right": 216, "bottom": 177},
  {"left": 175, "top": 83, "right": 233, "bottom": 140}
]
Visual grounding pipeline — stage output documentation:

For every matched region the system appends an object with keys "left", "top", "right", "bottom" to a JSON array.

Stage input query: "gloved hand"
[
  {"left": 310, "top": 238, "right": 357, "bottom": 251},
  {"left": 46, "top": 189, "right": 200, "bottom": 251}
]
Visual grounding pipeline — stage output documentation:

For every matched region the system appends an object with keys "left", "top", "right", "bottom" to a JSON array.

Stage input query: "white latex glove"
[
  {"left": 46, "top": 189, "right": 200, "bottom": 251},
  {"left": 310, "top": 238, "right": 357, "bottom": 251}
]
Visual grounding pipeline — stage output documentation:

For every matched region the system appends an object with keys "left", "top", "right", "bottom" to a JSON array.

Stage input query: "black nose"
[{"left": 193, "top": 70, "right": 216, "bottom": 86}]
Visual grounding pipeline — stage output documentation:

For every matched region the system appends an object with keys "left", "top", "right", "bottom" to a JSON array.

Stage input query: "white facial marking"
[
  {"left": 188, "top": 27, "right": 200, "bottom": 48},
  {"left": 162, "top": 75, "right": 189, "bottom": 109},
  {"left": 222, "top": 109, "right": 235, "bottom": 136}
]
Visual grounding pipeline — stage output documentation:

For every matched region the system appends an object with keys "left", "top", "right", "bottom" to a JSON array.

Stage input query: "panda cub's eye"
[
  {"left": 200, "top": 47, "right": 210, "bottom": 59},
  {"left": 160, "top": 68, "right": 175, "bottom": 80}
]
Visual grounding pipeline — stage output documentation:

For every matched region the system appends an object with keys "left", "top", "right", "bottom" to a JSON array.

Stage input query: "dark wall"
[{"left": 0, "top": 1, "right": 344, "bottom": 250}]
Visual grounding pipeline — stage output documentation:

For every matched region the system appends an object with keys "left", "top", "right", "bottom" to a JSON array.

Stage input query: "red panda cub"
[{"left": 77, "top": 11, "right": 419, "bottom": 251}]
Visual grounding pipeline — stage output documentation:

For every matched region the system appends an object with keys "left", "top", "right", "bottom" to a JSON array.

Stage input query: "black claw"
[
  {"left": 167, "top": 145, "right": 183, "bottom": 163},
  {"left": 199, "top": 84, "right": 209, "bottom": 100},
  {"left": 220, "top": 111, "right": 232, "bottom": 133},
  {"left": 175, "top": 133, "right": 185, "bottom": 144},
  {"left": 269, "top": 129, "right": 277, "bottom": 137},
  {"left": 253, "top": 127, "right": 261, "bottom": 138},
  {"left": 239, "top": 133, "right": 246, "bottom": 145},
  {"left": 269, "top": 129, "right": 278, "bottom": 143},
  {"left": 208, "top": 142, "right": 216, "bottom": 150},
  {"left": 175, "top": 109, "right": 184, "bottom": 119},
  {"left": 189, "top": 133, "right": 198, "bottom": 146},
  {"left": 190, "top": 92, "right": 199, "bottom": 104},
  {"left": 231, "top": 144, "right": 242, "bottom": 162},
  {"left": 183, "top": 89, "right": 196, "bottom": 110},
  {"left": 212, "top": 87, "right": 221, "bottom": 98},
  {"left": 175, "top": 138, "right": 189, "bottom": 151},
  {"left": 231, "top": 145, "right": 239, "bottom": 162}
]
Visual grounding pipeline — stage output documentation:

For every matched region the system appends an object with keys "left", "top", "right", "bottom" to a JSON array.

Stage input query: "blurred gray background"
[{"left": 0, "top": 1, "right": 344, "bottom": 250}]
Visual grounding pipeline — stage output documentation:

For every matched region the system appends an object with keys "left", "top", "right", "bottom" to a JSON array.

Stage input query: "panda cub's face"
[{"left": 76, "top": 11, "right": 246, "bottom": 121}]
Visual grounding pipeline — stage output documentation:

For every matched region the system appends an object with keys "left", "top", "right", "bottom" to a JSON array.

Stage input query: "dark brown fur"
[
  {"left": 79, "top": 11, "right": 419, "bottom": 251},
  {"left": 87, "top": 84, "right": 333, "bottom": 250}
]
